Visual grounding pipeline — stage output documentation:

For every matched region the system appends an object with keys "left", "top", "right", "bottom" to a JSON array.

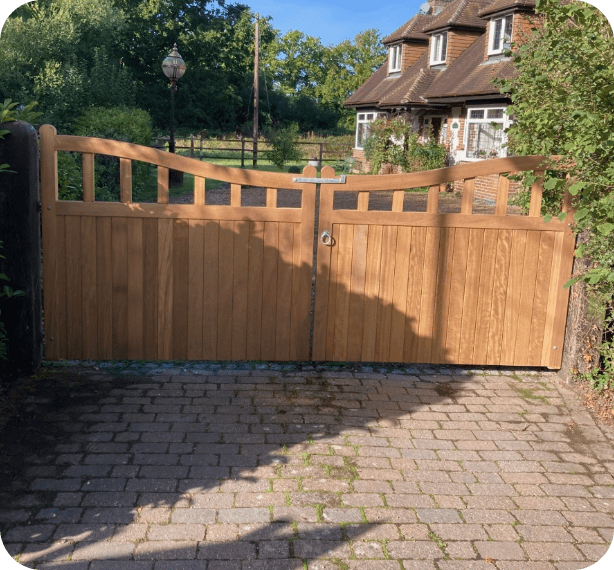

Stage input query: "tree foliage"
[{"left": 499, "top": 0, "right": 614, "bottom": 388}]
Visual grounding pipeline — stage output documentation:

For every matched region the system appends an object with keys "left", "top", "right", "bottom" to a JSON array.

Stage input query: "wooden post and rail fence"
[
  {"left": 155, "top": 134, "right": 353, "bottom": 167},
  {"left": 38, "top": 124, "right": 576, "bottom": 369}
]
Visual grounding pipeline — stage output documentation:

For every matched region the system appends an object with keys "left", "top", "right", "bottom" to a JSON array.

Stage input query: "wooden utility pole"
[{"left": 253, "top": 14, "right": 259, "bottom": 168}]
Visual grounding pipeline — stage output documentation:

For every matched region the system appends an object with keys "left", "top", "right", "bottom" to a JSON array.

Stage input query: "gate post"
[{"left": 0, "top": 121, "right": 43, "bottom": 377}]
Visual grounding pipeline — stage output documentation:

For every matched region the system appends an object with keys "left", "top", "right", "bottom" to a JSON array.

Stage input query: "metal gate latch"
[
  {"left": 292, "top": 175, "right": 346, "bottom": 184},
  {"left": 320, "top": 230, "right": 332, "bottom": 246}
]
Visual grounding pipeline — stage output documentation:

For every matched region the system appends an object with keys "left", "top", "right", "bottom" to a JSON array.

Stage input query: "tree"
[
  {"left": 500, "top": 0, "right": 614, "bottom": 387},
  {"left": 318, "top": 29, "right": 386, "bottom": 128}
]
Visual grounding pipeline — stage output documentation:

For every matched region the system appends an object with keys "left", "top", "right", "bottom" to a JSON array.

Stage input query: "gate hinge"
[{"left": 292, "top": 175, "right": 346, "bottom": 184}]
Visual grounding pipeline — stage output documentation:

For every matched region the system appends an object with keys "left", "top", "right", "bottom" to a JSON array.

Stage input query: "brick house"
[{"left": 344, "top": 0, "right": 537, "bottom": 202}]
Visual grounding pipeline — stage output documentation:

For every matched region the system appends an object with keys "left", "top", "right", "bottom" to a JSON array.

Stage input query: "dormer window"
[
  {"left": 389, "top": 45, "right": 402, "bottom": 73},
  {"left": 430, "top": 32, "right": 447, "bottom": 65},
  {"left": 488, "top": 15, "right": 513, "bottom": 55}
]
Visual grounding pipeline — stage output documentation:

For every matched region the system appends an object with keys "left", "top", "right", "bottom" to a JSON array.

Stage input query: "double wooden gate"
[{"left": 39, "top": 125, "right": 575, "bottom": 369}]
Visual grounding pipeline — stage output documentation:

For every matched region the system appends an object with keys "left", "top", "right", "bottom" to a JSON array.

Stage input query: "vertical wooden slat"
[
  {"left": 172, "top": 219, "right": 189, "bottom": 360},
  {"left": 392, "top": 190, "right": 404, "bottom": 212},
  {"left": 246, "top": 221, "right": 265, "bottom": 360},
  {"left": 461, "top": 178, "right": 475, "bottom": 215},
  {"left": 495, "top": 174, "right": 510, "bottom": 216},
  {"left": 512, "top": 230, "right": 541, "bottom": 366},
  {"left": 357, "top": 192, "right": 369, "bottom": 211},
  {"left": 541, "top": 232, "right": 565, "bottom": 366},
  {"left": 261, "top": 221, "right": 279, "bottom": 360},
  {"left": 127, "top": 218, "right": 144, "bottom": 359},
  {"left": 65, "top": 216, "right": 83, "bottom": 359},
  {"left": 500, "top": 230, "right": 528, "bottom": 365},
  {"left": 82, "top": 153, "right": 95, "bottom": 202},
  {"left": 527, "top": 232, "right": 555, "bottom": 365},
  {"left": 142, "top": 218, "right": 158, "bottom": 359},
  {"left": 374, "top": 225, "right": 398, "bottom": 362},
  {"left": 346, "top": 225, "right": 368, "bottom": 362},
  {"left": 486, "top": 229, "right": 513, "bottom": 364},
  {"left": 431, "top": 227, "right": 455, "bottom": 363},
  {"left": 458, "top": 229, "right": 484, "bottom": 364},
  {"left": 471, "top": 229, "right": 498, "bottom": 364},
  {"left": 290, "top": 222, "right": 303, "bottom": 361},
  {"left": 194, "top": 176, "right": 205, "bottom": 205},
  {"left": 232, "top": 220, "right": 249, "bottom": 360},
  {"left": 275, "top": 222, "right": 294, "bottom": 360},
  {"left": 389, "top": 226, "right": 412, "bottom": 362},
  {"left": 96, "top": 217, "right": 112, "bottom": 360},
  {"left": 81, "top": 216, "right": 97, "bottom": 359},
  {"left": 403, "top": 226, "right": 426, "bottom": 362},
  {"left": 416, "top": 227, "right": 441, "bottom": 362},
  {"left": 157, "top": 218, "right": 173, "bottom": 359},
  {"left": 266, "top": 188, "right": 277, "bottom": 208},
  {"left": 187, "top": 220, "right": 204, "bottom": 359},
  {"left": 217, "top": 220, "right": 234, "bottom": 360},
  {"left": 325, "top": 224, "right": 341, "bottom": 360},
  {"left": 158, "top": 166, "right": 169, "bottom": 204},
  {"left": 444, "top": 227, "right": 470, "bottom": 364},
  {"left": 111, "top": 217, "right": 128, "bottom": 360},
  {"left": 202, "top": 221, "right": 219, "bottom": 359},
  {"left": 332, "top": 224, "right": 354, "bottom": 361},
  {"left": 39, "top": 125, "right": 59, "bottom": 359},
  {"left": 54, "top": 216, "right": 67, "bottom": 359},
  {"left": 548, "top": 228, "right": 576, "bottom": 368},
  {"left": 295, "top": 171, "right": 317, "bottom": 361},
  {"left": 529, "top": 170, "right": 545, "bottom": 217},
  {"left": 361, "top": 225, "right": 383, "bottom": 362},
  {"left": 427, "top": 185, "right": 439, "bottom": 213},
  {"left": 231, "top": 184, "right": 241, "bottom": 207},
  {"left": 312, "top": 177, "right": 334, "bottom": 361},
  {"left": 120, "top": 158, "right": 132, "bottom": 203}
]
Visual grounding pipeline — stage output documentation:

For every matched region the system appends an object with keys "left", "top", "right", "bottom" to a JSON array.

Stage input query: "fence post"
[
  {"left": 0, "top": 121, "right": 43, "bottom": 377},
  {"left": 190, "top": 135, "right": 195, "bottom": 158},
  {"left": 199, "top": 134, "right": 203, "bottom": 159}
]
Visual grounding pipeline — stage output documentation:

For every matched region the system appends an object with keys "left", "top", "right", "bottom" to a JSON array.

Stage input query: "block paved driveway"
[{"left": 1, "top": 365, "right": 614, "bottom": 570}]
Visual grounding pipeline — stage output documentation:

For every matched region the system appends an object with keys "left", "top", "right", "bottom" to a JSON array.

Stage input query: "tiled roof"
[
  {"left": 422, "top": 0, "right": 492, "bottom": 33},
  {"left": 424, "top": 34, "right": 516, "bottom": 99},
  {"left": 344, "top": 51, "right": 441, "bottom": 108},
  {"left": 479, "top": 0, "right": 536, "bottom": 18},
  {"left": 382, "top": 14, "right": 432, "bottom": 44}
]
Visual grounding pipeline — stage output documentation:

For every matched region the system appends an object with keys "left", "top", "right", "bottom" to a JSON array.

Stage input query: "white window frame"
[
  {"left": 388, "top": 44, "right": 402, "bottom": 73},
  {"left": 430, "top": 32, "right": 447, "bottom": 65},
  {"left": 463, "top": 106, "right": 511, "bottom": 160},
  {"left": 355, "top": 111, "right": 386, "bottom": 149},
  {"left": 488, "top": 15, "right": 513, "bottom": 55}
]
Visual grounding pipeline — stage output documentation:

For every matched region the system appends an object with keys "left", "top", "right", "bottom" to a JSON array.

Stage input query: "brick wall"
[
  {"left": 445, "top": 29, "right": 481, "bottom": 66},
  {"left": 401, "top": 43, "right": 428, "bottom": 72}
]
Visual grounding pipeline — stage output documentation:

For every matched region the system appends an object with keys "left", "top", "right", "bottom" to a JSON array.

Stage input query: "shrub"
[
  {"left": 363, "top": 117, "right": 447, "bottom": 174},
  {"left": 72, "top": 106, "right": 154, "bottom": 201},
  {"left": 265, "top": 123, "right": 303, "bottom": 170},
  {"left": 287, "top": 165, "right": 301, "bottom": 173}
]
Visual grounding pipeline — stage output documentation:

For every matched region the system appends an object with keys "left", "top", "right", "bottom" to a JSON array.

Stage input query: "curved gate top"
[{"left": 39, "top": 124, "right": 575, "bottom": 369}]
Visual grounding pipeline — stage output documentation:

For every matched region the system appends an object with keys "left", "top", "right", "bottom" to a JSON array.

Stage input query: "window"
[
  {"left": 355, "top": 112, "right": 386, "bottom": 149},
  {"left": 465, "top": 107, "right": 509, "bottom": 159},
  {"left": 423, "top": 116, "right": 447, "bottom": 143},
  {"left": 389, "top": 45, "right": 402, "bottom": 73},
  {"left": 488, "top": 15, "right": 513, "bottom": 55},
  {"left": 430, "top": 32, "right": 447, "bottom": 65}
]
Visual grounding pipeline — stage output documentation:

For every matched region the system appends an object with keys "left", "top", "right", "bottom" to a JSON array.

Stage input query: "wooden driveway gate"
[{"left": 39, "top": 125, "right": 575, "bottom": 369}]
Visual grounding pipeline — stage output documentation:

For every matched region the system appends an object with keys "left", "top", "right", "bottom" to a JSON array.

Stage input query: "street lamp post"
[{"left": 162, "top": 43, "right": 186, "bottom": 186}]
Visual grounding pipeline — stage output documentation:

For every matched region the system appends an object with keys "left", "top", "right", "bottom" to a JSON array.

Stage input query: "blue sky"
[{"left": 244, "top": 1, "right": 424, "bottom": 45}]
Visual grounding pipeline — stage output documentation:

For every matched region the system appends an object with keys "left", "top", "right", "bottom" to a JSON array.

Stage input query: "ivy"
[
  {"left": 362, "top": 117, "right": 447, "bottom": 175},
  {"left": 498, "top": 0, "right": 614, "bottom": 389}
]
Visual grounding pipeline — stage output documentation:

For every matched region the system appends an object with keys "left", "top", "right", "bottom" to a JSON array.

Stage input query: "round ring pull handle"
[{"left": 320, "top": 230, "right": 332, "bottom": 246}]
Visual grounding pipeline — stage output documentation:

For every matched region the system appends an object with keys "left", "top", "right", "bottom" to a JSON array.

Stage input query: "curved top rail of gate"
[{"left": 39, "top": 124, "right": 311, "bottom": 201}]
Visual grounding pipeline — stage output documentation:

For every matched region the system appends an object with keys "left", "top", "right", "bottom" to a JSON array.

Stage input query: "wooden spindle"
[
  {"left": 266, "top": 188, "right": 277, "bottom": 208},
  {"left": 427, "top": 185, "right": 439, "bottom": 213},
  {"left": 495, "top": 174, "right": 510, "bottom": 216},
  {"left": 529, "top": 169, "right": 545, "bottom": 217},
  {"left": 82, "top": 153, "right": 95, "bottom": 202},
  {"left": 392, "top": 190, "right": 404, "bottom": 212},
  {"left": 158, "top": 166, "right": 169, "bottom": 204},
  {"left": 194, "top": 176, "right": 205, "bottom": 205},
  {"left": 357, "top": 191, "right": 369, "bottom": 211},
  {"left": 120, "top": 158, "right": 132, "bottom": 203},
  {"left": 461, "top": 178, "right": 475, "bottom": 214}
]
